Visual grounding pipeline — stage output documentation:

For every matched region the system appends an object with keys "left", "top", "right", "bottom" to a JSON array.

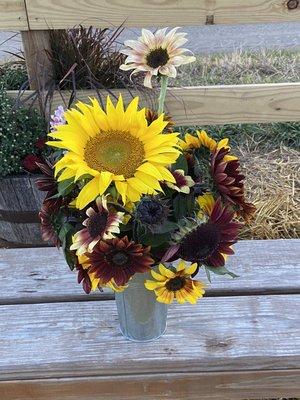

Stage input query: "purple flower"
[{"left": 50, "top": 106, "right": 66, "bottom": 131}]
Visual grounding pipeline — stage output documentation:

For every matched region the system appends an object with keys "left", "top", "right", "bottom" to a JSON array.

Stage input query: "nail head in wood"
[
  {"left": 287, "top": 0, "right": 299, "bottom": 9},
  {"left": 206, "top": 15, "right": 215, "bottom": 25}
]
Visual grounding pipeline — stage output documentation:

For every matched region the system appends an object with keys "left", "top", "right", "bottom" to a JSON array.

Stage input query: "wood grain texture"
[
  {"left": 1, "top": 370, "right": 300, "bottom": 400},
  {"left": 24, "top": 0, "right": 300, "bottom": 30},
  {"left": 0, "top": 176, "right": 45, "bottom": 245},
  {"left": 0, "top": 0, "right": 28, "bottom": 30},
  {"left": 7, "top": 83, "right": 300, "bottom": 125},
  {"left": 21, "top": 30, "right": 54, "bottom": 90},
  {"left": 0, "top": 240, "right": 299, "bottom": 305},
  {"left": 0, "top": 295, "right": 299, "bottom": 380}
]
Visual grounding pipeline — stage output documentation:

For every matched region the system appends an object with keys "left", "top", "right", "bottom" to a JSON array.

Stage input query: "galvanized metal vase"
[{"left": 115, "top": 271, "right": 167, "bottom": 342}]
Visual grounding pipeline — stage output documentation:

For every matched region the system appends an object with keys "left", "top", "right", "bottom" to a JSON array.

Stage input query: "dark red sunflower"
[
  {"left": 39, "top": 200, "right": 61, "bottom": 247},
  {"left": 88, "top": 236, "right": 154, "bottom": 286},
  {"left": 176, "top": 198, "right": 242, "bottom": 267},
  {"left": 22, "top": 154, "right": 42, "bottom": 172},
  {"left": 35, "top": 159, "right": 58, "bottom": 200},
  {"left": 211, "top": 147, "right": 256, "bottom": 220}
]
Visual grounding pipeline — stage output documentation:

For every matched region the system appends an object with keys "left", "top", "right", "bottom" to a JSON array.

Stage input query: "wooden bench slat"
[
  {"left": 24, "top": 0, "right": 300, "bottom": 30},
  {"left": 1, "top": 369, "right": 300, "bottom": 400},
  {"left": 0, "top": 239, "right": 299, "bottom": 305},
  {"left": 0, "top": 294, "right": 299, "bottom": 381}
]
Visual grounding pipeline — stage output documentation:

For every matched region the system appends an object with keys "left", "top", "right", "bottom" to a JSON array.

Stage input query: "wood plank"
[
  {"left": 0, "top": 1, "right": 28, "bottom": 30},
  {"left": 21, "top": 30, "right": 54, "bottom": 90},
  {"left": 0, "top": 240, "right": 299, "bottom": 305},
  {"left": 0, "top": 295, "right": 299, "bottom": 381},
  {"left": 7, "top": 83, "right": 300, "bottom": 125},
  {"left": 24, "top": 0, "right": 300, "bottom": 30},
  {"left": 1, "top": 369, "right": 300, "bottom": 400}
]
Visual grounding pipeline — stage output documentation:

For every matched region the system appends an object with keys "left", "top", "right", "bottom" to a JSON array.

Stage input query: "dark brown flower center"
[
  {"left": 179, "top": 223, "right": 221, "bottom": 262},
  {"left": 112, "top": 251, "right": 129, "bottom": 266},
  {"left": 146, "top": 47, "right": 169, "bottom": 68},
  {"left": 166, "top": 276, "right": 186, "bottom": 292},
  {"left": 86, "top": 213, "right": 108, "bottom": 238}
]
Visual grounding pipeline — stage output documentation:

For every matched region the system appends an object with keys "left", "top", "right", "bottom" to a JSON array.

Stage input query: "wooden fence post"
[{"left": 21, "top": 30, "right": 54, "bottom": 91}]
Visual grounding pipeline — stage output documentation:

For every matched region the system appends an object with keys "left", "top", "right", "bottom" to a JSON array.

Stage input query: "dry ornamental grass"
[{"left": 239, "top": 146, "right": 299, "bottom": 240}]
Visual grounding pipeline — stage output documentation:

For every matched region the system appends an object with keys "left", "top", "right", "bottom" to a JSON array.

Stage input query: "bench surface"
[{"left": 0, "top": 239, "right": 299, "bottom": 400}]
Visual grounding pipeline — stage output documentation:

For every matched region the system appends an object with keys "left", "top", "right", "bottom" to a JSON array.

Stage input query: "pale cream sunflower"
[
  {"left": 47, "top": 95, "right": 180, "bottom": 209},
  {"left": 120, "top": 27, "right": 196, "bottom": 88},
  {"left": 145, "top": 261, "right": 206, "bottom": 304}
]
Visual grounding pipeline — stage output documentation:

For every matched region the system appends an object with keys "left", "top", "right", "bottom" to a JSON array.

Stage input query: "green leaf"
[
  {"left": 59, "top": 223, "right": 76, "bottom": 270},
  {"left": 206, "top": 265, "right": 239, "bottom": 279},
  {"left": 172, "top": 153, "right": 188, "bottom": 174},
  {"left": 140, "top": 232, "right": 171, "bottom": 247},
  {"left": 204, "top": 266, "right": 212, "bottom": 283},
  {"left": 57, "top": 178, "right": 75, "bottom": 197},
  {"left": 173, "top": 193, "right": 195, "bottom": 220}
]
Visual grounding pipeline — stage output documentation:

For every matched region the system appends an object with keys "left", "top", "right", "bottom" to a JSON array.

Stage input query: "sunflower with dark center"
[
  {"left": 76, "top": 253, "right": 127, "bottom": 294},
  {"left": 174, "top": 198, "right": 242, "bottom": 268},
  {"left": 211, "top": 147, "right": 256, "bottom": 220},
  {"left": 88, "top": 236, "right": 154, "bottom": 286},
  {"left": 145, "top": 261, "right": 206, "bottom": 304},
  {"left": 70, "top": 196, "right": 124, "bottom": 255},
  {"left": 120, "top": 27, "right": 196, "bottom": 88},
  {"left": 135, "top": 196, "right": 170, "bottom": 229}
]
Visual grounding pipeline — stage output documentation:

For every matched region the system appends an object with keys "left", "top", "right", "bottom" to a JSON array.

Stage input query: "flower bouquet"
[{"left": 38, "top": 28, "right": 255, "bottom": 341}]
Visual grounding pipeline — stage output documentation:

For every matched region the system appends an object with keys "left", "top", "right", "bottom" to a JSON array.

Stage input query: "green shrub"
[
  {"left": 0, "top": 86, "right": 48, "bottom": 178},
  {"left": 0, "top": 62, "right": 28, "bottom": 90}
]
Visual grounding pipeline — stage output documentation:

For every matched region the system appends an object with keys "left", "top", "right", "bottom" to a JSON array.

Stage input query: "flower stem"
[{"left": 157, "top": 75, "right": 169, "bottom": 115}]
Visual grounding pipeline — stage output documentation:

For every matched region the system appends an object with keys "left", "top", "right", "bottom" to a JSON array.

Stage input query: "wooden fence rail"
[
  {"left": 1, "top": 0, "right": 300, "bottom": 30},
  {"left": 7, "top": 82, "right": 300, "bottom": 125}
]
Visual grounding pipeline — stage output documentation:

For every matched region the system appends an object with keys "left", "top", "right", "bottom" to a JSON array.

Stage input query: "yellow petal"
[
  {"left": 150, "top": 269, "right": 167, "bottom": 281},
  {"left": 99, "top": 171, "right": 113, "bottom": 194},
  {"left": 76, "top": 176, "right": 100, "bottom": 210},
  {"left": 184, "top": 263, "right": 198, "bottom": 276},
  {"left": 159, "top": 264, "right": 175, "bottom": 278}
]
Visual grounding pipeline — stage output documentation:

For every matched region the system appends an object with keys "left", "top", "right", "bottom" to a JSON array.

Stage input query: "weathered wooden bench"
[{"left": 0, "top": 239, "right": 299, "bottom": 400}]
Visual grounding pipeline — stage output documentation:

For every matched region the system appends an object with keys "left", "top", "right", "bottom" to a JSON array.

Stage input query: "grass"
[{"left": 174, "top": 49, "right": 300, "bottom": 86}]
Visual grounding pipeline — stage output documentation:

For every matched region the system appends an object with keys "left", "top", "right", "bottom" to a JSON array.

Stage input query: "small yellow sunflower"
[
  {"left": 145, "top": 261, "right": 206, "bottom": 304},
  {"left": 47, "top": 95, "right": 180, "bottom": 209},
  {"left": 77, "top": 253, "right": 126, "bottom": 293},
  {"left": 179, "top": 130, "right": 237, "bottom": 161}
]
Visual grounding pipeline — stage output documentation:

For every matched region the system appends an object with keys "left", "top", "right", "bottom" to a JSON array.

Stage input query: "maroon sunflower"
[
  {"left": 35, "top": 159, "right": 58, "bottom": 200},
  {"left": 211, "top": 147, "right": 256, "bottom": 220},
  {"left": 89, "top": 236, "right": 154, "bottom": 286},
  {"left": 39, "top": 200, "right": 61, "bottom": 247},
  {"left": 175, "top": 198, "right": 242, "bottom": 267}
]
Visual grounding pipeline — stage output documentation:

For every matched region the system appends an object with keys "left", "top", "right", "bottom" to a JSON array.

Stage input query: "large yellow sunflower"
[{"left": 47, "top": 96, "right": 180, "bottom": 209}]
